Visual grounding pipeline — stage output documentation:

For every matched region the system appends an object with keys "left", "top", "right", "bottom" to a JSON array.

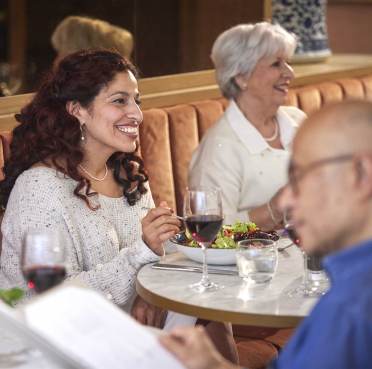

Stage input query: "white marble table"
[{"left": 136, "top": 242, "right": 319, "bottom": 328}]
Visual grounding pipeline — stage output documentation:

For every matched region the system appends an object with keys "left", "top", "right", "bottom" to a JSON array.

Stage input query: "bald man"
[{"left": 160, "top": 101, "right": 372, "bottom": 369}]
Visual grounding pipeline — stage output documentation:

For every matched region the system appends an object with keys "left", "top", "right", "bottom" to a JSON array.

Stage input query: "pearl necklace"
[
  {"left": 79, "top": 164, "right": 108, "bottom": 181},
  {"left": 262, "top": 117, "right": 279, "bottom": 142}
]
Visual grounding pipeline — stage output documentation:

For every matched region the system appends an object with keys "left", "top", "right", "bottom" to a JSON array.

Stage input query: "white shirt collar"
[{"left": 226, "top": 99, "right": 298, "bottom": 154}]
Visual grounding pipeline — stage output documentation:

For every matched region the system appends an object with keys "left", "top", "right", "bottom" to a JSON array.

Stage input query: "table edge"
[{"left": 136, "top": 278, "right": 304, "bottom": 328}]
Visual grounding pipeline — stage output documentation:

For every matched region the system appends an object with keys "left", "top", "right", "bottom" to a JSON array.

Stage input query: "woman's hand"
[
  {"left": 131, "top": 295, "right": 168, "bottom": 328},
  {"left": 141, "top": 201, "right": 181, "bottom": 255},
  {"left": 249, "top": 187, "right": 285, "bottom": 231},
  {"left": 159, "top": 326, "right": 240, "bottom": 369}
]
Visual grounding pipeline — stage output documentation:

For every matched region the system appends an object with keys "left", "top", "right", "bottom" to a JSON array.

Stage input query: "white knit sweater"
[{"left": 0, "top": 167, "right": 159, "bottom": 306}]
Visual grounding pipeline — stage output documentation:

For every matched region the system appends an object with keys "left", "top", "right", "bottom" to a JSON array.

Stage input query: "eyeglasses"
[{"left": 288, "top": 154, "right": 354, "bottom": 195}]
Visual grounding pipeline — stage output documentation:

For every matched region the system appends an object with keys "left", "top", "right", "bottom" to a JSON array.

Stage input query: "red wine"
[
  {"left": 185, "top": 215, "right": 223, "bottom": 244},
  {"left": 23, "top": 265, "right": 66, "bottom": 293},
  {"left": 284, "top": 225, "right": 301, "bottom": 246}
]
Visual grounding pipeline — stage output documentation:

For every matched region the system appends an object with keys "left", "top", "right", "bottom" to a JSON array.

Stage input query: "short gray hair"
[{"left": 211, "top": 22, "right": 297, "bottom": 99}]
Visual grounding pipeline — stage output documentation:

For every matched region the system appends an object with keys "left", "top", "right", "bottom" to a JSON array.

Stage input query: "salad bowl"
[
  {"left": 174, "top": 243, "right": 237, "bottom": 265},
  {"left": 170, "top": 222, "right": 279, "bottom": 266}
]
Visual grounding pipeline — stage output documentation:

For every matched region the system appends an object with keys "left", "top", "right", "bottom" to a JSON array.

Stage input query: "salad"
[{"left": 175, "top": 221, "right": 279, "bottom": 249}]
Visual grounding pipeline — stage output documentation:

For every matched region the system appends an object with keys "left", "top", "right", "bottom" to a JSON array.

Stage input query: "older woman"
[
  {"left": 188, "top": 22, "right": 306, "bottom": 368},
  {"left": 189, "top": 22, "right": 306, "bottom": 230}
]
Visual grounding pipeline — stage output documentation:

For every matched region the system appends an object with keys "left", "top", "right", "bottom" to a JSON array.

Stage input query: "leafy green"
[
  {"left": 0, "top": 288, "right": 24, "bottom": 307},
  {"left": 224, "top": 221, "right": 257, "bottom": 233},
  {"left": 182, "top": 221, "right": 258, "bottom": 249},
  {"left": 213, "top": 236, "right": 236, "bottom": 249}
]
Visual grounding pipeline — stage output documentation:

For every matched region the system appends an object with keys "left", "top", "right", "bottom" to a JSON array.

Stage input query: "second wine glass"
[
  {"left": 183, "top": 187, "right": 223, "bottom": 292},
  {"left": 22, "top": 229, "right": 66, "bottom": 294}
]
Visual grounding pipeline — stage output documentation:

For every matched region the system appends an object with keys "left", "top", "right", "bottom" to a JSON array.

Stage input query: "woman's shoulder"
[
  {"left": 199, "top": 113, "right": 235, "bottom": 147},
  {"left": 15, "top": 166, "right": 74, "bottom": 193},
  {"left": 279, "top": 105, "right": 307, "bottom": 124}
]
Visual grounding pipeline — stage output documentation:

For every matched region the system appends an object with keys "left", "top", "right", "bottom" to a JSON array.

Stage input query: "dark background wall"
[{"left": 0, "top": 0, "right": 266, "bottom": 93}]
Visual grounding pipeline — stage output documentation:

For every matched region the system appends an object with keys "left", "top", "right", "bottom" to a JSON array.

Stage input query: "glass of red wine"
[
  {"left": 22, "top": 229, "right": 66, "bottom": 294},
  {"left": 183, "top": 187, "right": 223, "bottom": 292}
]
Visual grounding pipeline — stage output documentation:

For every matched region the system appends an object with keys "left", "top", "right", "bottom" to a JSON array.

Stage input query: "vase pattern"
[{"left": 272, "top": 0, "right": 331, "bottom": 61}]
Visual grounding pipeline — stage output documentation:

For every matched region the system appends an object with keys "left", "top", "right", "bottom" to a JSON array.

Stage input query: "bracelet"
[{"left": 267, "top": 200, "right": 280, "bottom": 225}]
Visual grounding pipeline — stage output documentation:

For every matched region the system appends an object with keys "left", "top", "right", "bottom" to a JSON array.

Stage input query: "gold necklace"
[
  {"left": 263, "top": 117, "right": 279, "bottom": 142},
  {"left": 79, "top": 164, "right": 108, "bottom": 181}
]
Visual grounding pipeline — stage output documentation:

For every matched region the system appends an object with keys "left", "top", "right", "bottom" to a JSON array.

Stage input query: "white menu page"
[{"left": 23, "top": 286, "right": 184, "bottom": 369}]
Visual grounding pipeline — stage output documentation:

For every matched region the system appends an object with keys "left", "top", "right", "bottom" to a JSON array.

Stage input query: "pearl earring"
[{"left": 80, "top": 124, "right": 86, "bottom": 142}]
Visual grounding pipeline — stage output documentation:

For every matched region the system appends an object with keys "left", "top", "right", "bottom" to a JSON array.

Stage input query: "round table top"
[{"left": 136, "top": 240, "right": 319, "bottom": 328}]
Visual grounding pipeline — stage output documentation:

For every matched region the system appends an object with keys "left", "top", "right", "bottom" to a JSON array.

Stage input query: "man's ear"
[
  {"left": 66, "top": 100, "right": 87, "bottom": 124},
  {"left": 354, "top": 155, "right": 372, "bottom": 197}
]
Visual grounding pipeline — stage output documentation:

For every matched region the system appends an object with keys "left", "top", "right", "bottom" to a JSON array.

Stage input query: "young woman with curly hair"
[
  {"left": 0, "top": 50, "right": 238, "bottom": 363},
  {"left": 0, "top": 49, "right": 180, "bottom": 306}
]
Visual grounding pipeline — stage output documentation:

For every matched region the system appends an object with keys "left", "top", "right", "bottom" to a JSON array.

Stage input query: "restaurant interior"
[{"left": 0, "top": 0, "right": 372, "bottom": 368}]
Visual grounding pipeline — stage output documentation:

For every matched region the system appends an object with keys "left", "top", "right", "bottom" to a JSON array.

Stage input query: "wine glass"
[
  {"left": 183, "top": 187, "right": 223, "bottom": 292},
  {"left": 283, "top": 212, "right": 328, "bottom": 297},
  {"left": 22, "top": 229, "right": 66, "bottom": 294}
]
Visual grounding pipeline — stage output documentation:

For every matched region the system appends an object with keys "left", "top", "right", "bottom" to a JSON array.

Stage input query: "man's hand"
[
  {"left": 159, "top": 326, "right": 240, "bottom": 369},
  {"left": 131, "top": 295, "right": 168, "bottom": 328}
]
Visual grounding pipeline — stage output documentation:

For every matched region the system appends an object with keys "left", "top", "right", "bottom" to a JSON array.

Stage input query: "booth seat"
[
  {"left": 139, "top": 75, "right": 372, "bottom": 214},
  {"left": 1, "top": 74, "right": 372, "bottom": 369},
  {"left": 1, "top": 76, "right": 372, "bottom": 211}
]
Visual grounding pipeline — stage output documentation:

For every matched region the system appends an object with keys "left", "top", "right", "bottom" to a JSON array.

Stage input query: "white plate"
[{"left": 174, "top": 243, "right": 237, "bottom": 265}]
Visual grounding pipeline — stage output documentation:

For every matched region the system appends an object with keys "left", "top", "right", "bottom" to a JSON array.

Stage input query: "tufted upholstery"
[
  {"left": 138, "top": 75, "right": 372, "bottom": 214},
  {"left": 1, "top": 76, "right": 372, "bottom": 215}
]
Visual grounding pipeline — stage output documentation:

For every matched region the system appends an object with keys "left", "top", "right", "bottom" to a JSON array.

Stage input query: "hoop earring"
[{"left": 80, "top": 123, "right": 86, "bottom": 142}]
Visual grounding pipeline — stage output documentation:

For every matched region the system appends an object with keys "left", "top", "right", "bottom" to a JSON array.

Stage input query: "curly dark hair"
[{"left": 0, "top": 49, "right": 148, "bottom": 209}]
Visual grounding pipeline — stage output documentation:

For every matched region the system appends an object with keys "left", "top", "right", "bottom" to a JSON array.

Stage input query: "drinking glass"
[
  {"left": 22, "top": 229, "right": 66, "bottom": 294},
  {"left": 183, "top": 187, "right": 223, "bottom": 292},
  {"left": 236, "top": 239, "right": 278, "bottom": 283},
  {"left": 283, "top": 215, "right": 329, "bottom": 297}
]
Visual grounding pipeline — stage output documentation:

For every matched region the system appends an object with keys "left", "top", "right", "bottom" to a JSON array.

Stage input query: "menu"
[{"left": 0, "top": 285, "right": 184, "bottom": 369}]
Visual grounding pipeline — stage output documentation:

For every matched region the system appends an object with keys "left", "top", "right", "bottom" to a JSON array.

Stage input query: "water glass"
[
  {"left": 236, "top": 239, "right": 278, "bottom": 283},
  {"left": 303, "top": 254, "right": 329, "bottom": 297}
]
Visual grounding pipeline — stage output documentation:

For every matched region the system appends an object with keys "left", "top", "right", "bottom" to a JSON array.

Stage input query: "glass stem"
[
  {"left": 302, "top": 251, "right": 308, "bottom": 286},
  {"left": 200, "top": 243, "right": 210, "bottom": 286}
]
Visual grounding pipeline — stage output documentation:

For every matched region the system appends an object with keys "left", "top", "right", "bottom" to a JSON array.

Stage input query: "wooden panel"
[
  {"left": 8, "top": 0, "right": 27, "bottom": 85},
  {"left": 178, "top": 0, "right": 268, "bottom": 72},
  {"left": 2, "top": 55, "right": 372, "bottom": 130}
]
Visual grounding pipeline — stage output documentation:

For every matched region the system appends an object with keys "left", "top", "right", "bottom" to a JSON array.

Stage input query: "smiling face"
[
  {"left": 77, "top": 70, "right": 142, "bottom": 156},
  {"left": 240, "top": 52, "right": 294, "bottom": 108}
]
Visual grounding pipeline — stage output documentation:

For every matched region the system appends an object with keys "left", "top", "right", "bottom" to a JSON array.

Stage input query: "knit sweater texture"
[{"left": 0, "top": 167, "right": 159, "bottom": 306}]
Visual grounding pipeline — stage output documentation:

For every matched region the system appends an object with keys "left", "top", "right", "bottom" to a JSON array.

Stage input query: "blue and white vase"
[{"left": 272, "top": 0, "right": 332, "bottom": 63}]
